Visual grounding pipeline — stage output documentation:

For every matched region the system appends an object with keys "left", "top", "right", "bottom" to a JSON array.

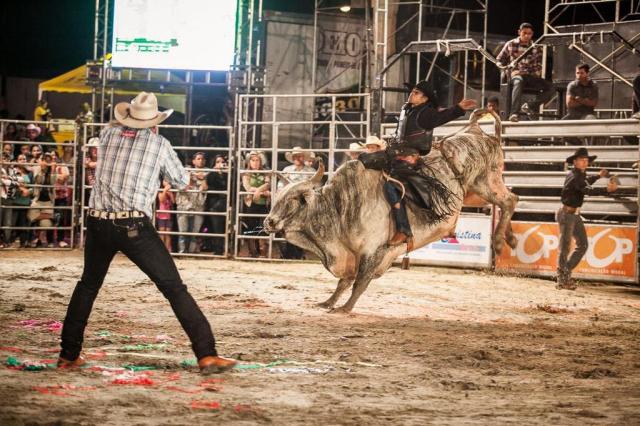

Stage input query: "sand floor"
[{"left": 0, "top": 250, "right": 639, "bottom": 425}]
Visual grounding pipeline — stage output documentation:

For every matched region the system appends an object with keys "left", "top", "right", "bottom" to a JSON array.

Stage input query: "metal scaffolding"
[{"left": 371, "top": 0, "right": 491, "bottom": 134}]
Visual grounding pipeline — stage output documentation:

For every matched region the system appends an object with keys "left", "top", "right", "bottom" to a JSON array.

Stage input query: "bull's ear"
[{"left": 310, "top": 161, "right": 324, "bottom": 187}]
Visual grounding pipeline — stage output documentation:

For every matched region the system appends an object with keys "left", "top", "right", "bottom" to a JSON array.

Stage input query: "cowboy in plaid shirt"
[
  {"left": 497, "top": 22, "right": 553, "bottom": 121},
  {"left": 58, "top": 92, "right": 236, "bottom": 375}
]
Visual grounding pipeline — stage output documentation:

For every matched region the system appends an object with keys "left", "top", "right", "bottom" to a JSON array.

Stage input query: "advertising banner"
[
  {"left": 407, "top": 215, "right": 493, "bottom": 268},
  {"left": 496, "top": 221, "right": 638, "bottom": 283}
]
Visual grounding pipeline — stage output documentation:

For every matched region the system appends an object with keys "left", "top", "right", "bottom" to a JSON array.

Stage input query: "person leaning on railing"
[{"left": 0, "top": 153, "right": 32, "bottom": 248}]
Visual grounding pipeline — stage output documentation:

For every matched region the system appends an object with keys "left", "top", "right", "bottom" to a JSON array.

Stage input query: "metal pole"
[
  {"left": 99, "top": 0, "right": 109, "bottom": 124},
  {"left": 415, "top": 1, "right": 423, "bottom": 83},
  {"left": 481, "top": 0, "right": 488, "bottom": 104},
  {"left": 312, "top": 0, "right": 320, "bottom": 93},
  {"left": 463, "top": 11, "right": 469, "bottom": 99}
]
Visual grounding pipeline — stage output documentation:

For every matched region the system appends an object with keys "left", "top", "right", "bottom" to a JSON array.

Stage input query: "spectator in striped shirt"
[
  {"left": 57, "top": 92, "right": 236, "bottom": 374},
  {"left": 497, "top": 22, "right": 554, "bottom": 122}
]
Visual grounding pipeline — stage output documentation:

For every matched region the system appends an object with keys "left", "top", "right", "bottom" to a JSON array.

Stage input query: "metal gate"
[{"left": 234, "top": 93, "right": 370, "bottom": 260}]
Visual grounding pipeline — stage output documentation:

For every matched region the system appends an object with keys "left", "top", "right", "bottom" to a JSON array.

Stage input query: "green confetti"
[
  {"left": 234, "top": 359, "right": 289, "bottom": 370},
  {"left": 180, "top": 359, "right": 197, "bottom": 368},
  {"left": 120, "top": 344, "right": 167, "bottom": 352},
  {"left": 122, "top": 364, "right": 159, "bottom": 371}
]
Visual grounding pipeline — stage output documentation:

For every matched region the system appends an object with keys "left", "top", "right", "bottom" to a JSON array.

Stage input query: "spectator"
[
  {"left": 280, "top": 147, "right": 315, "bottom": 259},
  {"left": 61, "top": 141, "right": 74, "bottom": 165},
  {"left": 28, "top": 152, "right": 57, "bottom": 248},
  {"left": 497, "top": 22, "right": 553, "bottom": 122},
  {"left": 281, "top": 147, "right": 316, "bottom": 184},
  {"left": 480, "top": 96, "right": 501, "bottom": 120},
  {"left": 348, "top": 142, "right": 364, "bottom": 161},
  {"left": 85, "top": 145, "right": 98, "bottom": 186},
  {"left": 175, "top": 152, "right": 208, "bottom": 253},
  {"left": 51, "top": 150, "right": 71, "bottom": 247},
  {"left": 2, "top": 143, "right": 13, "bottom": 161},
  {"left": 25, "top": 124, "right": 43, "bottom": 142},
  {"left": 364, "top": 136, "right": 385, "bottom": 154},
  {"left": 19, "top": 144, "right": 32, "bottom": 160},
  {"left": 75, "top": 102, "right": 94, "bottom": 125},
  {"left": 241, "top": 151, "right": 270, "bottom": 258},
  {"left": 1, "top": 153, "right": 32, "bottom": 248},
  {"left": 29, "top": 144, "right": 44, "bottom": 176},
  {"left": 3, "top": 123, "right": 19, "bottom": 142},
  {"left": 203, "top": 154, "right": 228, "bottom": 255},
  {"left": 34, "top": 100, "right": 52, "bottom": 122},
  {"left": 564, "top": 64, "right": 598, "bottom": 120},
  {"left": 632, "top": 64, "right": 640, "bottom": 120},
  {"left": 156, "top": 180, "right": 175, "bottom": 252}
]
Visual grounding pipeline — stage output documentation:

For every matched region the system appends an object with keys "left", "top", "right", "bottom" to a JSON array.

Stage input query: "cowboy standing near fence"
[
  {"left": 556, "top": 147, "right": 618, "bottom": 290},
  {"left": 57, "top": 92, "right": 236, "bottom": 374}
]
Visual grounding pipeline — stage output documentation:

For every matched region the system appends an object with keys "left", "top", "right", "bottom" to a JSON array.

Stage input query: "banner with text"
[
  {"left": 496, "top": 221, "right": 638, "bottom": 283},
  {"left": 407, "top": 215, "right": 493, "bottom": 268}
]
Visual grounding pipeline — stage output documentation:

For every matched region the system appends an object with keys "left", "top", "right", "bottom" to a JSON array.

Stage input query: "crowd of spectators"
[{"left": 1, "top": 102, "right": 76, "bottom": 248}]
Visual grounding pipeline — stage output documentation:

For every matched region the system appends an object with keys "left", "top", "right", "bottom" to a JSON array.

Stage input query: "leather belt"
[
  {"left": 88, "top": 209, "right": 145, "bottom": 220},
  {"left": 561, "top": 205, "right": 578, "bottom": 214}
]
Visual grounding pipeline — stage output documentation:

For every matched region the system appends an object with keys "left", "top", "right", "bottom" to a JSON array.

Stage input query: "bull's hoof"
[
  {"left": 506, "top": 234, "right": 517, "bottom": 250},
  {"left": 316, "top": 300, "right": 335, "bottom": 309},
  {"left": 329, "top": 306, "right": 353, "bottom": 314}
]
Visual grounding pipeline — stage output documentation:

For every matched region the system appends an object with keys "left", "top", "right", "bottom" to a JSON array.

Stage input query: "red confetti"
[
  {"left": 111, "top": 376, "right": 155, "bottom": 386},
  {"left": 164, "top": 386, "right": 203, "bottom": 394},
  {"left": 85, "top": 351, "right": 107, "bottom": 360},
  {"left": 234, "top": 404, "right": 257, "bottom": 413},
  {"left": 0, "top": 347, "right": 23, "bottom": 353},
  {"left": 190, "top": 400, "right": 221, "bottom": 410}
]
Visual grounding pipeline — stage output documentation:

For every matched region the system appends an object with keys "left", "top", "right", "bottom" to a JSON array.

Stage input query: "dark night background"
[
  {"left": 0, "top": 0, "right": 550, "bottom": 80},
  {"left": 1, "top": 0, "right": 614, "bottom": 121}
]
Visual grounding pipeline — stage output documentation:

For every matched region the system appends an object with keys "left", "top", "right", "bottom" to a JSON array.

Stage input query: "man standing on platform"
[
  {"left": 556, "top": 148, "right": 618, "bottom": 290},
  {"left": 57, "top": 92, "right": 236, "bottom": 374},
  {"left": 564, "top": 63, "right": 598, "bottom": 120}
]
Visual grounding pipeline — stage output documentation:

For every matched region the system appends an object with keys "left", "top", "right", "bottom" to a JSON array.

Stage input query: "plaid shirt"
[
  {"left": 89, "top": 125, "right": 189, "bottom": 217},
  {"left": 497, "top": 37, "right": 543, "bottom": 77}
]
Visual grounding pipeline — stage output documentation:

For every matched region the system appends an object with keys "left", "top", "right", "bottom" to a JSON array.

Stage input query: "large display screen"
[{"left": 111, "top": 0, "right": 237, "bottom": 71}]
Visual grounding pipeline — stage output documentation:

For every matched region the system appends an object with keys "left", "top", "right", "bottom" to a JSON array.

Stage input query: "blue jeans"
[
  {"left": 60, "top": 215, "right": 217, "bottom": 361},
  {"left": 383, "top": 181, "right": 412, "bottom": 236}
]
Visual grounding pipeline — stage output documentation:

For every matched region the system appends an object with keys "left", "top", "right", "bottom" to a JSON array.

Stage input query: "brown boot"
[
  {"left": 198, "top": 356, "right": 237, "bottom": 375},
  {"left": 57, "top": 355, "right": 86, "bottom": 369},
  {"left": 389, "top": 232, "right": 408, "bottom": 246}
]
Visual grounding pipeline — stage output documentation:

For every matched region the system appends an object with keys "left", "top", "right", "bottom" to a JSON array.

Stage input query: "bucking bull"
[{"left": 263, "top": 109, "right": 518, "bottom": 313}]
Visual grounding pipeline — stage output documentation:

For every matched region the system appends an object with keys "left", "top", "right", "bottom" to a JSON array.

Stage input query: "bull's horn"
[{"left": 310, "top": 160, "right": 325, "bottom": 186}]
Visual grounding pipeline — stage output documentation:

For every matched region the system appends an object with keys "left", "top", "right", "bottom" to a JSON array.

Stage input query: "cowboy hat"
[
  {"left": 348, "top": 142, "right": 364, "bottom": 152},
  {"left": 365, "top": 135, "right": 385, "bottom": 148},
  {"left": 403, "top": 80, "right": 439, "bottom": 107},
  {"left": 565, "top": 147, "right": 597, "bottom": 163},
  {"left": 244, "top": 150, "right": 268, "bottom": 168},
  {"left": 26, "top": 123, "right": 41, "bottom": 136},
  {"left": 285, "top": 146, "right": 314, "bottom": 163},
  {"left": 114, "top": 92, "right": 173, "bottom": 129}
]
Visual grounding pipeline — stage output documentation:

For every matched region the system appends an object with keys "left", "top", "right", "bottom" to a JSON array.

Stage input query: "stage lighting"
[{"left": 339, "top": 1, "right": 351, "bottom": 12}]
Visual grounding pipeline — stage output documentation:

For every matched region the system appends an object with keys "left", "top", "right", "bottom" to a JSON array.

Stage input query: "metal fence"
[{"left": 234, "top": 93, "right": 370, "bottom": 260}]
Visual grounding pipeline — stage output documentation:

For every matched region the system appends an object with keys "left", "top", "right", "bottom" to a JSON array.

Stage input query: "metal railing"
[{"left": 235, "top": 93, "right": 370, "bottom": 260}]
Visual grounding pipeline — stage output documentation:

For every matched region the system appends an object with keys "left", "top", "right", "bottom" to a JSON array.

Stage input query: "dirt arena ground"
[{"left": 0, "top": 250, "right": 639, "bottom": 425}]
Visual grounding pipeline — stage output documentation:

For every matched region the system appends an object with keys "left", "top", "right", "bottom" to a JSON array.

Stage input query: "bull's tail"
[{"left": 469, "top": 108, "right": 502, "bottom": 145}]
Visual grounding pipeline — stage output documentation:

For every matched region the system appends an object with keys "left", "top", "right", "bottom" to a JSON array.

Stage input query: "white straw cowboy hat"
[
  {"left": 348, "top": 142, "right": 364, "bottom": 152},
  {"left": 245, "top": 150, "right": 268, "bottom": 168},
  {"left": 114, "top": 92, "right": 173, "bottom": 129},
  {"left": 285, "top": 146, "right": 315, "bottom": 163},
  {"left": 365, "top": 135, "right": 385, "bottom": 148}
]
